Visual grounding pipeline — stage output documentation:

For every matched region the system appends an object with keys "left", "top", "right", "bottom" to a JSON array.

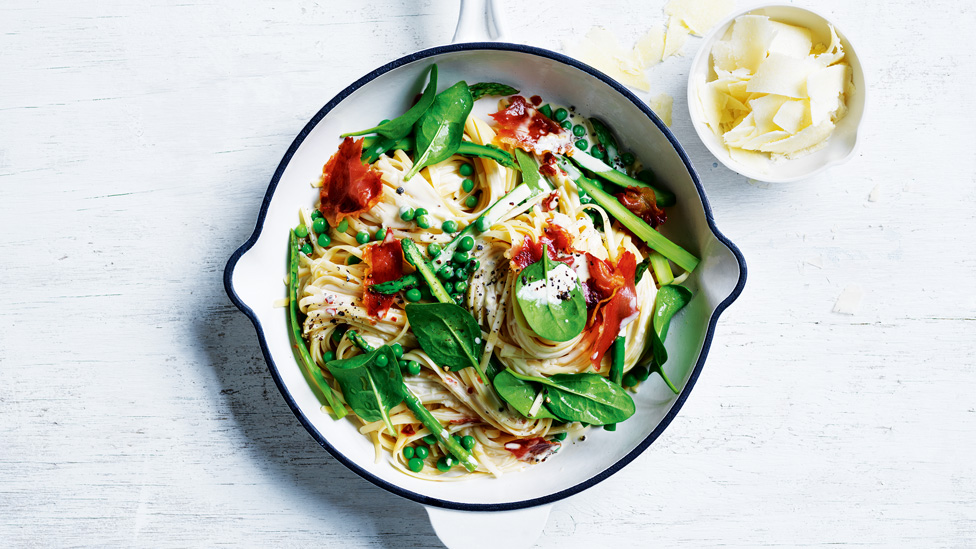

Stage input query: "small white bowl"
[{"left": 687, "top": 4, "right": 866, "bottom": 183}]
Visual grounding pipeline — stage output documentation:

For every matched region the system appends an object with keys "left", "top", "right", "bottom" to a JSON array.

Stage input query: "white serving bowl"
[
  {"left": 225, "top": 42, "right": 746, "bottom": 548},
  {"left": 688, "top": 4, "right": 867, "bottom": 183}
]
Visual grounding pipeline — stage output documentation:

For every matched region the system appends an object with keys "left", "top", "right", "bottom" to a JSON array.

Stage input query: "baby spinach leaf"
[
  {"left": 514, "top": 244, "right": 586, "bottom": 342},
  {"left": 637, "top": 284, "right": 693, "bottom": 394},
  {"left": 404, "top": 81, "right": 474, "bottom": 181},
  {"left": 326, "top": 346, "right": 404, "bottom": 434},
  {"left": 508, "top": 371, "right": 635, "bottom": 425},
  {"left": 468, "top": 82, "right": 519, "bottom": 101},
  {"left": 405, "top": 302, "right": 483, "bottom": 373},
  {"left": 492, "top": 369, "right": 560, "bottom": 420},
  {"left": 343, "top": 65, "right": 439, "bottom": 139}
]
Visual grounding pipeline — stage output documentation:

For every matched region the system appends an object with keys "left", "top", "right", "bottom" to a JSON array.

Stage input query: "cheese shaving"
[
  {"left": 648, "top": 93, "right": 673, "bottom": 126},
  {"left": 698, "top": 15, "right": 854, "bottom": 166},
  {"left": 664, "top": 0, "right": 735, "bottom": 36}
]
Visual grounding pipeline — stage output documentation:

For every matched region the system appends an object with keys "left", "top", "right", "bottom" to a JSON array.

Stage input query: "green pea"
[
  {"left": 442, "top": 281, "right": 455, "bottom": 294},
  {"left": 462, "top": 178, "right": 475, "bottom": 193},
  {"left": 414, "top": 207, "right": 429, "bottom": 217},
  {"left": 437, "top": 265, "right": 454, "bottom": 280},
  {"left": 620, "top": 152, "right": 635, "bottom": 166},
  {"left": 422, "top": 245, "right": 438, "bottom": 259},
  {"left": 311, "top": 209, "right": 323, "bottom": 219},
  {"left": 407, "top": 361, "right": 422, "bottom": 376},
  {"left": 436, "top": 456, "right": 455, "bottom": 472},
  {"left": 374, "top": 353, "right": 389, "bottom": 367},
  {"left": 552, "top": 432, "right": 567, "bottom": 441},
  {"left": 312, "top": 218, "right": 327, "bottom": 235},
  {"left": 375, "top": 228, "right": 386, "bottom": 241},
  {"left": 416, "top": 215, "right": 431, "bottom": 229},
  {"left": 301, "top": 243, "right": 313, "bottom": 255},
  {"left": 295, "top": 225, "right": 309, "bottom": 238},
  {"left": 458, "top": 236, "right": 474, "bottom": 252},
  {"left": 407, "top": 457, "right": 424, "bottom": 472},
  {"left": 391, "top": 343, "right": 404, "bottom": 358},
  {"left": 475, "top": 217, "right": 490, "bottom": 232},
  {"left": 403, "top": 446, "right": 415, "bottom": 459},
  {"left": 323, "top": 351, "right": 336, "bottom": 362},
  {"left": 441, "top": 220, "right": 458, "bottom": 233},
  {"left": 461, "top": 435, "right": 476, "bottom": 450},
  {"left": 561, "top": 120, "right": 572, "bottom": 130},
  {"left": 574, "top": 139, "right": 588, "bottom": 151},
  {"left": 400, "top": 207, "right": 415, "bottom": 221},
  {"left": 453, "top": 434, "right": 463, "bottom": 446},
  {"left": 459, "top": 163, "right": 474, "bottom": 177},
  {"left": 355, "top": 231, "right": 370, "bottom": 244},
  {"left": 453, "top": 251, "right": 468, "bottom": 264},
  {"left": 572, "top": 124, "right": 586, "bottom": 137},
  {"left": 336, "top": 219, "right": 349, "bottom": 233},
  {"left": 405, "top": 288, "right": 422, "bottom": 302},
  {"left": 415, "top": 445, "right": 429, "bottom": 459},
  {"left": 454, "top": 280, "right": 468, "bottom": 293},
  {"left": 592, "top": 147, "right": 606, "bottom": 161},
  {"left": 554, "top": 107, "right": 569, "bottom": 121},
  {"left": 347, "top": 255, "right": 361, "bottom": 265},
  {"left": 538, "top": 104, "right": 553, "bottom": 118},
  {"left": 465, "top": 195, "right": 478, "bottom": 208},
  {"left": 316, "top": 233, "right": 331, "bottom": 247},
  {"left": 422, "top": 435, "right": 436, "bottom": 446},
  {"left": 623, "top": 372, "right": 638, "bottom": 387},
  {"left": 634, "top": 366, "right": 650, "bottom": 382}
]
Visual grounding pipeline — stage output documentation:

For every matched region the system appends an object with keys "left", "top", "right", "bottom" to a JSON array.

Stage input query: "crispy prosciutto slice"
[
  {"left": 615, "top": 186, "right": 667, "bottom": 228},
  {"left": 318, "top": 137, "right": 384, "bottom": 226},
  {"left": 583, "top": 251, "right": 639, "bottom": 368},
  {"left": 362, "top": 232, "right": 403, "bottom": 319},
  {"left": 508, "top": 223, "right": 576, "bottom": 272},
  {"left": 490, "top": 95, "right": 573, "bottom": 155}
]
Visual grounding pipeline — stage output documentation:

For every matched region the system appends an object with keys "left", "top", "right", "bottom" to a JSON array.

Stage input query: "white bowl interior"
[
  {"left": 230, "top": 47, "right": 744, "bottom": 506},
  {"left": 687, "top": 5, "right": 867, "bottom": 183}
]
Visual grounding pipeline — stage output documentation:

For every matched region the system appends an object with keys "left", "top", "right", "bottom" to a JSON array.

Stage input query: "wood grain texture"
[{"left": 1, "top": 0, "right": 974, "bottom": 547}]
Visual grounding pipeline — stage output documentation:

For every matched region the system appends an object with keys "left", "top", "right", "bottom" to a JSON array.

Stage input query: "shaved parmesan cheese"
[
  {"left": 698, "top": 15, "right": 853, "bottom": 169},
  {"left": 807, "top": 64, "right": 851, "bottom": 124},
  {"left": 663, "top": 17, "right": 691, "bottom": 59},
  {"left": 759, "top": 120, "right": 835, "bottom": 156},
  {"left": 832, "top": 285, "right": 864, "bottom": 315},
  {"left": 728, "top": 15, "right": 778, "bottom": 73},
  {"left": 648, "top": 94, "right": 673, "bottom": 126},
  {"left": 868, "top": 183, "right": 881, "bottom": 202},
  {"left": 747, "top": 53, "right": 821, "bottom": 98},
  {"left": 573, "top": 27, "right": 650, "bottom": 91},
  {"left": 635, "top": 27, "right": 666, "bottom": 68},
  {"left": 664, "top": 0, "right": 735, "bottom": 36},
  {"left": 772, "top": 99, "right": 808, "bottom": 134},
  {"left": 767, "top": 21, "right": 814, "bottom": 58}
]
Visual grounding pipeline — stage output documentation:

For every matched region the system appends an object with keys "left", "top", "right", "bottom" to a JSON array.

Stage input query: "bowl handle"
[
  {"left": 425, "top": 504, "right": 552, "bottom": 548},
  {"left": 452, "top": 0, "right": 503, "bottom": 43}
]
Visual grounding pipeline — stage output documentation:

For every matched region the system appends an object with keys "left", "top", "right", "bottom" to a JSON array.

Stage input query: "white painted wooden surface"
[{"left": 2, "top": 0, "right": 974, "bottom": 546}]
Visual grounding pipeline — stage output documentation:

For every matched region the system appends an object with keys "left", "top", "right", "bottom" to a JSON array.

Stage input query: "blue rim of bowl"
[{"left": 223, "top": 41, "right": 747, "bottom": 512}]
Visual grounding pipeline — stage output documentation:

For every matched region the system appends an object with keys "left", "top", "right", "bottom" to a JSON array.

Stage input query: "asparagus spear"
[
  {"left": 604, "top": 336, "right": 626, "bottom": 432},
  {"left": 570, "top": 148, "right": 676, "bottom": 207},
  {"left": 288, "top": 230, "right": 347, "bottom": 419},
  {"left": 401, "top": 238, "right": 453, "bottom": 303}
]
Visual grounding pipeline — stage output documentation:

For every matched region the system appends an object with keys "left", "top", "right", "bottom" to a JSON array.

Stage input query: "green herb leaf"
[
  {"left": 326, "top": 345, "right": 404, "bottom": 433},
  {"left": 508, "top": 371, "right": 635, "bottom": 425},
  {"left": 405, "top": 302, "right": 483, "bottom": 373},
  {"left": 514, "top": 244, "right": 586, "bottom": 342},
  {"left": 492, "top": 369, "right": 560, "bottom": 420},
  {"left": 343, "top": 65, "right": 439, "bottom": 139},
  {"left": 404, "top": 81, "right": 474, "bottom": 181},
  {"left": 468, "top": 82, "right": 519, "bottom": 101},
  {"left": 638, "top": 284, "right": 693, "bottom": 394}
]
